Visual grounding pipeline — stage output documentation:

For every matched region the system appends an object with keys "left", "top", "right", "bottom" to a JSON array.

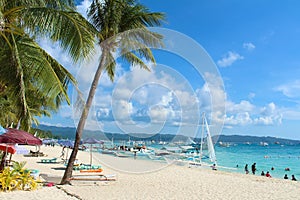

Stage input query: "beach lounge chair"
[
  {"left": 69, "top": 174, "right": 116, "bottom": 182},
  {"left": 39, "top": 173, "right": 62, "bottom": 184},
  {"left": 24, "top": 150, "right": 46, "bottom": 157},
  {"left": 80, "top": 168, "right": 103, "bottom": 173},
  {"left": 40, "top": 158, "right": 58, "bottom": 163},
  {"left": 73, "top": 164, "right": 102, "bottom": 171}
]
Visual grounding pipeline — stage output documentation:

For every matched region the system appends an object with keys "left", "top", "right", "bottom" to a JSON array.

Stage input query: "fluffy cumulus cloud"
[
  {"left": 110, "top": 65, "right": 200, "bottom": 126},
  {"left": 217, "top": 51, "right": 244, "bottom": 67},
  {"left": 225, "top": 112, "right": 252, "bottom": 125},
  {"left": 226, "top": 100, "right": 255, "bottom": 114},
  {"left": 254, "top": 102, "right": 282, "bottom": 125},
  {"left": 243, "top": 42, "right": 256, "bottom": 51},
  {"left": 224, "top": 101, "right": 282, "bottom": 126}
]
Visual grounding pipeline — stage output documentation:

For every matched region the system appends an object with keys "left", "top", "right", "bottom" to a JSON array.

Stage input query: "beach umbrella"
[
  {"left": 0, "top": 143, "right": 16, "bottom": 154},
  {"left": 0, "top": 128, "right": 42, "bottom": 145},
  {"left": 42, "top": 138, "right": 57, "bottom": 146},
  {"left": 0, "top": 143, "right": 17, "bottom": 171},
  {"left": 57, "top": 139, "right": 74, "bottom": 148},
  {"left": 83, "top": 138, "right": 104, "bottom": 166}
]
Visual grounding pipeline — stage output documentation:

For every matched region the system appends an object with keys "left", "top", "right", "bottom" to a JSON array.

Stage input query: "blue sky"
[{"left": 39, "top": 0, "right": 300, "bottom": 140}]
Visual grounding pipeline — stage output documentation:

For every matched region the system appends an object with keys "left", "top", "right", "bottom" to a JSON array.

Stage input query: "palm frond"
[
  {"left": 22, "top": 8, "right": 96, "bottom": 62},
  {"left": 121, "top": 51, "right": 150, "bottom": 71},
  {"left": 105, "top": 51, "right": 116, "bottom": 81}
]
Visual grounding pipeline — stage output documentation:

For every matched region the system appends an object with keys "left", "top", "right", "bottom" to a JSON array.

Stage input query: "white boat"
[
  {"left": 218, "top": 141, "right": 230, "bottom": 147},
  {"left": 101, "top": 150, "right": 116, "bottom": 155},
  {"left": 115, "top": 152, "right": 131, "bottom": 158},
  {"left": 260, "top": 142, "right": 269, "bottom": 146}
]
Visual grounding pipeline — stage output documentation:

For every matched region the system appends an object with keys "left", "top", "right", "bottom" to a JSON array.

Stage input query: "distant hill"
[
  {"left": 37, "top": 124, "right": 300, "bottom": 145},
  {"left": 213, "top": 135, "right": 300, "bottom": 145},
  {"left": 37, "top": 124, "right": 190, "bottom": 142}
]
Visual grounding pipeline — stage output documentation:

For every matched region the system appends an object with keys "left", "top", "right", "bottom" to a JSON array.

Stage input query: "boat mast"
[{"left": 199, "top": 112, "right": 205, "bottom": 164}]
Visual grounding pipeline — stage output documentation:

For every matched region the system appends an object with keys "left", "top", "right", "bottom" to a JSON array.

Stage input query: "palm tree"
[
  {"left": 61, "top": 0, "right": 165, "bottom": 184},
  {"left": 0, "top": 0, "right": 96, "bottom": 130}
]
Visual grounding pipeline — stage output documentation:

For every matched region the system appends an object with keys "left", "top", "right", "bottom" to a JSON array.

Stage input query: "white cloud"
[
  {"left": 225, "top": 112, "right": 252, "bottom": 125},
  {"left": 275, "top": 80, "right": 300, "bottom": 98},
  {"left": 37, "top": 38, "right": 77, "bottom": 74},
  {"left": 109, "top": 64, "right": 203, "bottom": 130},
  {"left": 83, "top": 118, "right": 104, "bottom": 131},
  {"left": 226, "top": 100, "right": 255, "bottom": 114},
  {"left": 217, "top": 51, "right": 244, "bottom": 67},
  {"left": 148, "top": 105, "right": 169, "bottom": 123},
  {"left": 254, "top": 102, "right": 282, "bottom": 125},
  {"left": 40, "top": 121, "right": 66, "bottom": 128},
  {"left": 112, "top": 100, "right": 133, "bottom": 122},
  {"left": 281, "top": 109, "right": 300, "bottom": 120},
  {"left": 58, "top": 105, "right": 73, "bottom": 118},
  {"left": 243, "top": 42, "right": 256, "bottom": 51},
  {"left": 225, "top": 101, "right": 282, "bottom": 126},
  {"left": 76, "top": 0, "right": 92, "bottom": 18}
]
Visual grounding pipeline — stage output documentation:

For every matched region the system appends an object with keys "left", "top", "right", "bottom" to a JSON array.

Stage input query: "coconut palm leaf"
[{"left": 0, "top": 0, "right": 96, "bottom": 130}]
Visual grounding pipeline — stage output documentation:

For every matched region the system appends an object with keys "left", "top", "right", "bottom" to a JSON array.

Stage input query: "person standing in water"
[
  {"left": 251, "top": 163, "right": 257, "bottom": 175},
  {"left": 244, "top": 164, "right": 249, "bottom": 174}
]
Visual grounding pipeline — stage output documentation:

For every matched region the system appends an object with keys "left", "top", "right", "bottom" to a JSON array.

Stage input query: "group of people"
[
  {"left": 284, "top": 174, "right": 297, "bottom": 181},
  {"left": 244, "top": 163, "right": 297, "bottom": 181},
  {"left": 260, "top": 170, "right": 271, "bottom": 177},
  {"left": 244, "top": 163, "right": 256, "bottom": 175}
]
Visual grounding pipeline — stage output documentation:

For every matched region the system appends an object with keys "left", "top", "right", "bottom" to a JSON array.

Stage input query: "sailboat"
[
  {"left": 200, "top": 113, "right": 217, "bottom": 164},
  {"left": 188, "top": 113, "right": 217, "bottom": 168}
]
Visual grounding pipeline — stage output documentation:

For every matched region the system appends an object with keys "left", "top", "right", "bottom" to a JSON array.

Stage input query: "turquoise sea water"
[
  {"left": 97, "top": 141, "right": 300, "bottom": 180},
  {"left": 215, "top": 144, "right": 300, "bottom": 180}
]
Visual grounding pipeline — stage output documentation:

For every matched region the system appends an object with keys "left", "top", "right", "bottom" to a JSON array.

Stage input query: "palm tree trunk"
[
  {"left": 60, "top": 50, "right": 108, "bottom": 184},
  {"left": 0, "top": 152, "right": 7, "bottom": 171}
]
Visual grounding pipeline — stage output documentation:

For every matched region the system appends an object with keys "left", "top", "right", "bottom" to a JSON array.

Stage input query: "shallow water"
[{"left": 215, "top": 144, "right": 300, "bottom": 180}]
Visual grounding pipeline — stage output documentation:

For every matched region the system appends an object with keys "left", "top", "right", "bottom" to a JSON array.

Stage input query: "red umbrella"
[
  {"left": 0, "top": 143, "right": 16, "bottom": 154},
  {"left": 0, "top": 128, "right": 42, "bottom": 145}
]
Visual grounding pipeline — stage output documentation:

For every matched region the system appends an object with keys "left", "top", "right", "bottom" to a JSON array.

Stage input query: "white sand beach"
[{"left": 0, "top": 145, "right": 299, "bottom": 200}]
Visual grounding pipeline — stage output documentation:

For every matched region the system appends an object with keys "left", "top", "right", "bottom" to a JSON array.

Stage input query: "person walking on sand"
[
  {"left": 211, "top": 163, "right": 217, "bottom": 170},
  {"left": 244, "top": 164, "right": 249, "bottom": 174},
  {"left": 60, "top": 146, "right": 66, "bottom": 159},
  {"left": 251, "top": 163, "right": 256, "bottom": 175},
  {"left": 292, "top": 175, "right": 297, "bottom": 181}
]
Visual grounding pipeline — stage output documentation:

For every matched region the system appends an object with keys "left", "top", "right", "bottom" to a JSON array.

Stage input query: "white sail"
[
  {"left": 204, "top": 116, "right": 217, "bottom": 165},
  {"left": 186, "top": 137, "right": 196, "bottom": 145}
]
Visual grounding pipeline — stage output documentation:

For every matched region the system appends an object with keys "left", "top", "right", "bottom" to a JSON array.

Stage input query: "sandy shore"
[{"left": 0, "top": 145, "right": 299, "bottom": 200}]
